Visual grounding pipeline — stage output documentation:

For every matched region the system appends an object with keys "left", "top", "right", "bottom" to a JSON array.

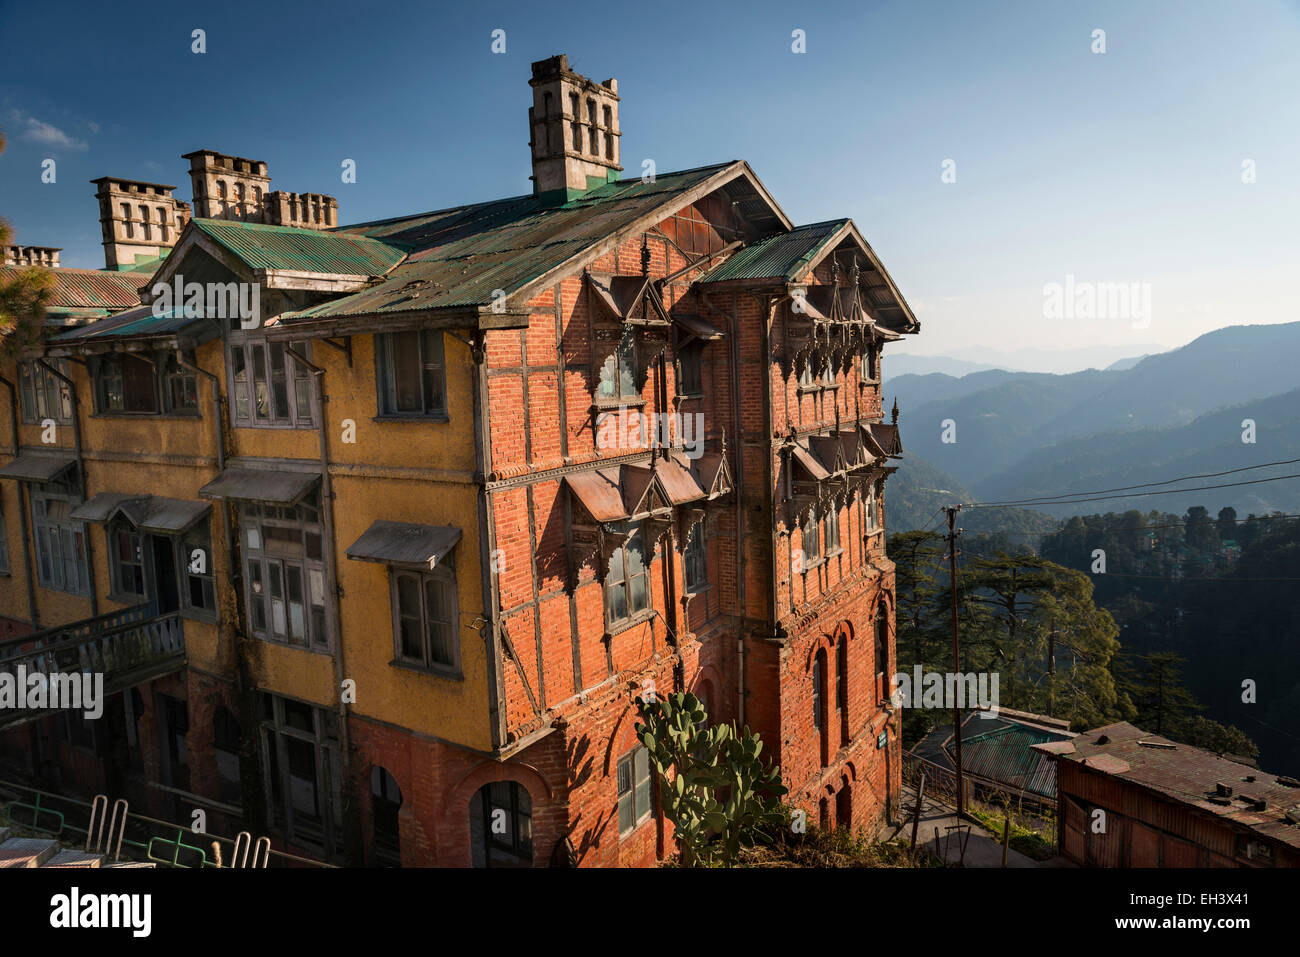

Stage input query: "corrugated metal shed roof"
[
  {"left": 192, "top": 218, "right": 407, "bottom": 276},
  {"left": 50, "top": 302, "right": 215, "bottom": 345},
  {"left": 199, "top": 467, "right": 320, "bottom": 504},
  {"left": 0, "top": 266, "right": 144, "bottom": 311},
  {"left": 0, "top": 449, "right": 77, "bottom": 483},
  {"left": 345, "top": 520, "right": 462, "bottom": 569},
  {"left": 284, "top": 164, "right": 736, "bottom": 321},
  {"left": 1040, "top": 721, "right": 1300, "bottom": 849},
  {"left": 696, "top": 219, "right": 847, "bottom": 285}
]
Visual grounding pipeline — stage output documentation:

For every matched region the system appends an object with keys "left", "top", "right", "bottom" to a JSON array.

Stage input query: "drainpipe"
[
  {"left": 173, "top": 351, "right": 232, "bottom": 585},
  {"left": 700, "top": 291, "right": 747, "bottom": 727},
  {"left": 37, "top": 358, "right": 97, "bottom": 616},
  {"left": 468, "top": 331, "right": 507, "bottom": 752},
  {"left": 0, "top": 375, "right": 39, "bottom": 628},
  {"left": 284, "top": 345, "right": 359, "bottom": 866}
]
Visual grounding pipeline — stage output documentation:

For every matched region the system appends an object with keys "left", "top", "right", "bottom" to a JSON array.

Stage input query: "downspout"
[
  {"left": 469, "top": 332, "right": 507, "bottom": 753},
  {"left": 758, "top": 295, "right": 778, "bottom": 633},
  {"left": 283, "top": 345, "right": 358, "bottom": 865},
  {"left": 700, "top": 291, "right": 747, "bottom": 727},
  {"left": 172, "top": 351, "right": 232, "bottom": 590},
  {"left": 37, "top": 359, "right": 97, "bottom": 616},
  {"left": 0, "top": 375, "right": 39, "bottom": 628}
]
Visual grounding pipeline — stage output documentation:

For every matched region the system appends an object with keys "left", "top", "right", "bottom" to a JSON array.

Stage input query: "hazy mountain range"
[{"left": 885, "top": 322, "right": 1300, "bottom": 529}]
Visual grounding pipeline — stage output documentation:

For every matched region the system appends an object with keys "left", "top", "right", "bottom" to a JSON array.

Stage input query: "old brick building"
[{"left": 0, "top": 53, "right": 917, "bottom": 867}]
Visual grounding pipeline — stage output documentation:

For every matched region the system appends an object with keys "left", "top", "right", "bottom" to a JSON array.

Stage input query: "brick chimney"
[
  {"left": 90, "top": 177, "right": 191, "bottom": 270},
  {"left": 528, "top": 54, "right": 622, "bottom": 200}
]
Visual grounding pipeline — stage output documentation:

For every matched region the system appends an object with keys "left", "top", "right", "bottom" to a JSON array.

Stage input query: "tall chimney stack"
[
  {"left": 528, "top": 54, "right": 622, "bottom": 201},
  {"left": 90, "top": 177, "right": 191, "bottom": 270}
]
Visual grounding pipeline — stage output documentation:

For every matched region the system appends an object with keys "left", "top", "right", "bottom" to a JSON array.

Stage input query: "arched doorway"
[
  {"left": 469, "top": 781, "right": 533, "bottom": 867},
  {"left": 370, "top": 766, "right": 402, "bottom": 867}
]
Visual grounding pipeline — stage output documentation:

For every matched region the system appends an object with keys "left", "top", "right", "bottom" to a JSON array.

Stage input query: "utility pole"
[
  {"left": 1047, "top": 628, "right": 1057, "bottom": 718},
  {"left": 945, "top": 505, "right": 964, "bottom": 819}
]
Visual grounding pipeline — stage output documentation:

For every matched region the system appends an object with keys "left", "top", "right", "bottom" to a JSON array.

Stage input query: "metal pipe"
[
  {"left": 0, "top": 375, "right": 40, "bottom": 628},
  {"left": 36, "top": 358, "right": 97, "bottom": 616},
  {"left": 283, "top": 345, "right": 353, "bottom": 864},
  {"left": 172, "top": 351, "right": 234, "bottom": 605}
]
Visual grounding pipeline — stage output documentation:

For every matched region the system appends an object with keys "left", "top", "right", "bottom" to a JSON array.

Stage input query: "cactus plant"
[{"left": 635, "top": 692, "right": 788, "bottom": 867}]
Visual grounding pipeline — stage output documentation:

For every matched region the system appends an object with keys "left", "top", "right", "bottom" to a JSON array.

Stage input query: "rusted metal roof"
[
  {"left": 566, "top": 467, "right": 628, "bottom": 522},
  {"left": 1037, "top": 721, "right": 1300, "bottom": 850},
  {"left": 282, "top": 164, "right": 740, "bottom": 323},
  {"left": 192, "top": 218, "right": 406, "bottom": 276},
  {"left": 697, "top": 220, "right": 848, "bottom": 285},
  {"left": 0, "top": 266, "right": 144, "bottom": 312},
  {"left": 345, "top": 519, "right": 462, "bottom": 569},
  {"left": 74, "top": 493, "right": 209, "bottom": 533},
  {"left": 0, "top": 449, "right": 77, "bottom": 483},
  {"left": 199, "top": 467, "right": 320, "bottom": 504},
  {"left": 915, "top": 710, "right": 1075, "bottom": 799}
]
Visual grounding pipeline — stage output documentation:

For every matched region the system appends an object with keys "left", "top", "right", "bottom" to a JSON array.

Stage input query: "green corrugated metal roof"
[
  {"left": 696, "top": 219, "right": 847, "bottom": 285},
  {"left": 285, "top": 163, "right": 737, "bottom": 321},
  {"left": 192, "top": 218, "right": 407, "bottom": 276},
  {"left": 51, "top": 302, "right": 209, "bottom": 343}
]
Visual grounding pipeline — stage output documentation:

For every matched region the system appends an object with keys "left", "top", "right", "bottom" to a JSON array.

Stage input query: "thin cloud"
[{"left": 6, "top": 109, "right": 90, "bottom": 151}]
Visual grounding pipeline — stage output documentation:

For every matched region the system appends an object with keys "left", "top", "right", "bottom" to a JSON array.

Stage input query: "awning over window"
[
  {"left": 0, "top": 450, "right": 77, "bottom": 483},
  {"left": 566, "top": 467, "right": 628, "bottom": 523},
  {"left": 672, "top": 313, "right": 725, "bottom": 341},
  {"left": 567, "top": 454, "right": 722, "bottom": 524},
  {"left": 199, "top": 468, "right": 320, "bottom": 504},
  {"left": 789, "top": 442, "right": 830, "bottom": 482},
  {"left": 70, "top": 493, "right": 211, "bottom": 533},
  {"left": 345, "top": 520, "right": 462, "bottom": 570},
  {"left": 867, "top": 422, "right": 903, "bottom": 457}
]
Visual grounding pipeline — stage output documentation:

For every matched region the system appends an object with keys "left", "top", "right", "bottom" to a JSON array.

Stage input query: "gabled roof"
[
  {"left": 189, "top": 219, "right": 407, "bottom": 276},
  {"left": 696, "top": 219, "right": 847, "bottom": 285},
  {"left": 697, "top": 218, "right": 919, "bottom": 333},
  {"left": 277, "top": 162, "right": 788, "bottom": 331}
]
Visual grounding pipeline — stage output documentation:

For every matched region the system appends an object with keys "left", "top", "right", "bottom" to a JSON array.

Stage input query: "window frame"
[
  {"left": 824, "top": 503, "right": 841, "bottom": 555},
  {"left": 596, "top": 327, "right": 639, "bottom": 403},
  {"left": 480, "top": 781, "right": 533, "bottom": 864},
  {"left": 106, "top": 516, "right": 147, "bottom": 602},
  {"left": 0, "top": 495, "right": 9, "bottom": 576},
  {"left": 678, "top": 340, "right": 704, "bottom": 397},
  {"left": 375, "top": 329, "right": 447, "bottom": 419},
  {"left": 178, "top": 524, "right": 217, "bottom": 621},
  {"left": 802, "top": 506, "right": 822, "bottom": 565},
  {"left": 31, "top": 478, "right": 90, "bottom": 596},
  {"left": 259, "top": 692, "right": 343, "bottom": 857},
  {"left": 239, "top": 494, "right": 330, "bottom": 651},
  {"left": 616, "top": 745, "right": 653, "bottom": 836},
  {"left": 388, "top": 562, "right": 461, "bottom": 677},
  {"left": 91, "top": 350, "right": 199, "bottom": 417},
  {"left": 683, "top": 520, "right": 708, "bottom": 594},
  {"left": 227, "top": 334, "right": 315, "bottom": 429},
  {"left": 604, "top": 521, "right": 651, "bottom": 630},
  {"left": 18, "top": 359, "right": 73, "bottom": 425}
]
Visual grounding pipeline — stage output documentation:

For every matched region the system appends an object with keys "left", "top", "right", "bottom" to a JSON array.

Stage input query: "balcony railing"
[{"left": 0, "top": 604, "right": 185, "bottom": 730}]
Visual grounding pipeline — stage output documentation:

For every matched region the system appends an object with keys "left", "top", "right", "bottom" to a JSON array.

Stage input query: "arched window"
[{"left": 470, "top": 781, "right": 532, "bottom": 868}]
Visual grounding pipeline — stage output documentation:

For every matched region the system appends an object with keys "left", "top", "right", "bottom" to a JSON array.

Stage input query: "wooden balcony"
[{"left": 0, "top": 604, "right": 185, "bottom": 730}]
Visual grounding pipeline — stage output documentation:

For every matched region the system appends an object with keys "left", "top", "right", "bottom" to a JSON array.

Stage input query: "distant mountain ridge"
[
  {"left": 887, "top": 322, "right": 1300, "bottom": 487},
  {"left": 882, "top": 321, "right": 1300, "bottom": 529}
]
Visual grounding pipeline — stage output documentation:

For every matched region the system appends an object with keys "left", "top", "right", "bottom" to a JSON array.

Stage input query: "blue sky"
[{"left": 2, "top": 0, "right": 1297, "bottom": 358}]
